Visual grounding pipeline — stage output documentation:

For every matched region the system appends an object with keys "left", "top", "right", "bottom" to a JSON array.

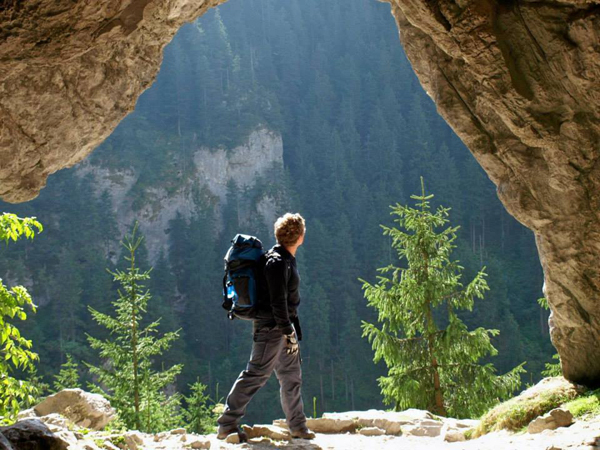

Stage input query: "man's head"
[{"left": 274, "top": 213, "right": 305, "bottom": 248}]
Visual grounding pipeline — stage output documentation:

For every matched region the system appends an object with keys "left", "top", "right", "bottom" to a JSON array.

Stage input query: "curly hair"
[{"left": 274, "top": 213, "right": 305, "bottom": 247}]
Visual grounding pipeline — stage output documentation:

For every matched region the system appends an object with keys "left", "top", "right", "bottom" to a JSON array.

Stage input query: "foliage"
[
  {"left": 25, "top": 366, "right": 49, "bottom": 405},
  {"left": 53, "top": 355, "right": 81, "bottom": 392},
  {"left": 0, "top": 213, "right": 42, "bottom": 423},
  {"left": 86, "top": 226, "right": 183, "bottom": 433},
  {"left": 0, "top": 213, "right": 43, "bottom": 243},
  {"left": 361, "top": 180, "right": 525, "bottom": 418},
  {"left": 182, "top": 379, "right": 217, "bottom": 434}
]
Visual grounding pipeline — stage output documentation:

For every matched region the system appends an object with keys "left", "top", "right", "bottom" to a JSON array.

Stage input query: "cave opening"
[{"left": 8, "top": 0, "right": 593, "bottom": 425}]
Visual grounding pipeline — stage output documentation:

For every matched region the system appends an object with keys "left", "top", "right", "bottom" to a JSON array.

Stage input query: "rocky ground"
[{"left": 2, "top": 383, "right": 600, "bottom": 450}]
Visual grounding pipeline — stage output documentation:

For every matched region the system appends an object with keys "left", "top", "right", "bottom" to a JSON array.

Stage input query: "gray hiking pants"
[{"left": 217, "top": 325, "right": 307, "bottom": 431}]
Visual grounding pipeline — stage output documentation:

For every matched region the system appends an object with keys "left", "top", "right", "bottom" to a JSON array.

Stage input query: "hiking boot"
[
  {"left": 217, "top": 426, "right": 248, "bottom": 442},
  {"left": 291, "top": 428, "right": 316, "bottom": 440}
]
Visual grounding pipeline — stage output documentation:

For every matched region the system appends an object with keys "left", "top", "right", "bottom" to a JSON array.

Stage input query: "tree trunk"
[{"left": 130, "top": 253, "right": 140, "bottom": 429}]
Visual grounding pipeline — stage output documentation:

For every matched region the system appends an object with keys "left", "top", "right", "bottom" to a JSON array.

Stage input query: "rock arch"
[{"left": 1, "top": 0, "right": 599, "bottom": 385}]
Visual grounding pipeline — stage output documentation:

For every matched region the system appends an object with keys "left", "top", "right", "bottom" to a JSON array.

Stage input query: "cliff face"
[
  {"left": 1, "top": 0, "right": 600, "bottom": 385},
  {"left": 76, "top": 127, "right": 283, "bottom": 262},
  {"left": 0, "top": 0, "right": 226, "bottom": 203},
  {"left": 387, "top": 0, "right": 600, "bottom": 385}
]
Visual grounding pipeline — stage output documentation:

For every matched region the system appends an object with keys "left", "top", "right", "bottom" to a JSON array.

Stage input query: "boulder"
[
  {"left": 528, "top": 408, "right": 574, "bottom": 434},
  {"left": 0, "top": 419, "right": 68, "bottom": 450},
  {"left": 34, "top": 389, "right": 116, "bottom": 430},
  {"left": 0, "top": 434, "right": 13, "bottom": 450}
]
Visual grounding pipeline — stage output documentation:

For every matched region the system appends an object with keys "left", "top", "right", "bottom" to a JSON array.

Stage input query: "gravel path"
[{"left": 201, "top": 416, "right": 600, "bottom": 450}]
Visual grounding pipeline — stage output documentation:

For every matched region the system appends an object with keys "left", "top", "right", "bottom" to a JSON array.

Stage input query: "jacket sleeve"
[{"left": 264, "top": 257, "right": 294, "bottom": 335}]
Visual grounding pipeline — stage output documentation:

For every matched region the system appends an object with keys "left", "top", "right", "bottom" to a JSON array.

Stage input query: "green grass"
[
  {"left": 564, "top": 389, "right": 600, "bottom": 419},
  {"left": 473, "top": 387, "right": 578, "bottom": 437}
]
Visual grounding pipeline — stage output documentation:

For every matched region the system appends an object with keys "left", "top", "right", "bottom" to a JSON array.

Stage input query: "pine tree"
[
  {"left": 361, "top": 180, "right": 525, "bottom": 418},
  {"left": 86, "top": 226, "right": 183, "bottom": 432},
  {"left": 182, "top": 379, "right": 216, "bottom": 434},
  {"left": 52, "top": 354, "right": 80, "bottom": 392}
]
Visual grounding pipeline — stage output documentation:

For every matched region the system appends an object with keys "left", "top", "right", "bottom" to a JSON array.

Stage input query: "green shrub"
[{"left": 564, "top": 389, "right": 600, "bottom": 419}]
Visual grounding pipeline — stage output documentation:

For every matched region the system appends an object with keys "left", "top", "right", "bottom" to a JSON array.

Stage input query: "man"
[{"left": 217, "top": 213, "right": 315, "bottom": 441}]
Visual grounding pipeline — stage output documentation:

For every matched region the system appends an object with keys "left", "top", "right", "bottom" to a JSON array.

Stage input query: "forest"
[{"left": 0, "top": 0, "right": 553, "bottom": 425}]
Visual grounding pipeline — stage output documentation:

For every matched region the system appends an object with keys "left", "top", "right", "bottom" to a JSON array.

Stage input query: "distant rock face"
[
  {"left": 387, "top": 0, "right": 600, "bottom": 386},
  {"left": 76, "top": 127, "right": 283, "bottom": 262},
  {"left": 2, "top": 0, "right": 600, "bottom": 386},
  {"left": 0, "top": 0, "right": 227, "bottom": 204}
]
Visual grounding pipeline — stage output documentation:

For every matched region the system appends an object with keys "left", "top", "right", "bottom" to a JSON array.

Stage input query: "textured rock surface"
[
  {"left": 0, "top": 419, "right": 68, "bottom": 450},
  {"left": 75, "top": 127, "right": 283, "bottom": 262},
  {"left": 387, "top": 0, "right": 600, "bottom": 386},
  {"left": 0, "top": 0, "right": 226, "bottom": 203}
]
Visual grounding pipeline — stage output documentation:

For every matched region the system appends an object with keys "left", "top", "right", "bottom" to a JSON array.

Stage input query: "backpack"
[{"left": 222, "top": 234, "right": 267, "bottom": 320}]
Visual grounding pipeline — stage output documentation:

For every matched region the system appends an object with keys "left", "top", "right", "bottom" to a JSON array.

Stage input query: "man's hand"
[{"left": 284, "top": 331, "right": 299, "bottom": 355}]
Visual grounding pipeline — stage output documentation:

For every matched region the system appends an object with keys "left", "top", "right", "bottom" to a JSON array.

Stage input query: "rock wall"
[
  {"left": 0, "top": 0, "right": 227, "bottom": 203},
  {"left": 387, "top": 0, "right": 600, "bottom": 385},
  {"left": 76, "top": 127, "right": 283, "bottom": 262}
]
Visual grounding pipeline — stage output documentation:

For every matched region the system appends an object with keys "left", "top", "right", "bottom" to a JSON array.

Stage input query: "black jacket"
[{"left": 255, "top": 245, "right": 301, "bottom": 336}]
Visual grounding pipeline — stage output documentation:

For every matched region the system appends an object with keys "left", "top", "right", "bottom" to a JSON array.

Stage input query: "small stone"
[
  {"left": 225, "top": 433, "right": 239, "bottom": 444},
  {"left": 305, "top": 417, "right": 357, "bottom": 433},
  {"left": 16, "top": 408, "right": 37, "bottom": 420},
  {"left": 126, "top": 432, "right": 143, "bottom": 445},
  {"left": 549, "top": 408, "right": 574, "bottom": 428},
  {"left": 190, "top": 439, "right": 211, "bottom": 449},
  {"left": 170, "top": 428, "right": 186, "bottom": 435},
  {"left": 400, "top": 421, "right": 443, "bottom": 437},
  {"left": 358, "top": 427, "right": 385, "bottom": 436},
  {"left": 242, "top": 424, "right": 291, "bottom": 441},
  {"left": 443, "top": 429, "right": 466, "bottom": 442},
  {"left": 122, "top": 435, "right": 138, "bottom": 450},
  {"left": 103, "top": 442, "right": 120, "bottom": 450},
  {"left": 528, "top": 408, "right": 573, "bottom": 434},
  {"left": 180, "top": 434, "right": 187, "bottom": 442}
]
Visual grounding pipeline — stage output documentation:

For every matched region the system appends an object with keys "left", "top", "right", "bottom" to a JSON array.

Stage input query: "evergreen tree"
[
  {"left": 86, "top": 226, "right": 183, "bottom": 432},
  {"left": 361, "top": 180, "right": 525, "bottom": 418},
  {"left": 53, "top": 354, "right": 80, "bottom": 392},
  {"left": 182, "top": 379, "right": 217, "bottom": 434}
]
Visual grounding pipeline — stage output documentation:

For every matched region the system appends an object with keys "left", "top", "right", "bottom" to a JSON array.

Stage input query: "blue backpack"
[{"left": 222, "top": 234, "right": 267, "bottom": 320}]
